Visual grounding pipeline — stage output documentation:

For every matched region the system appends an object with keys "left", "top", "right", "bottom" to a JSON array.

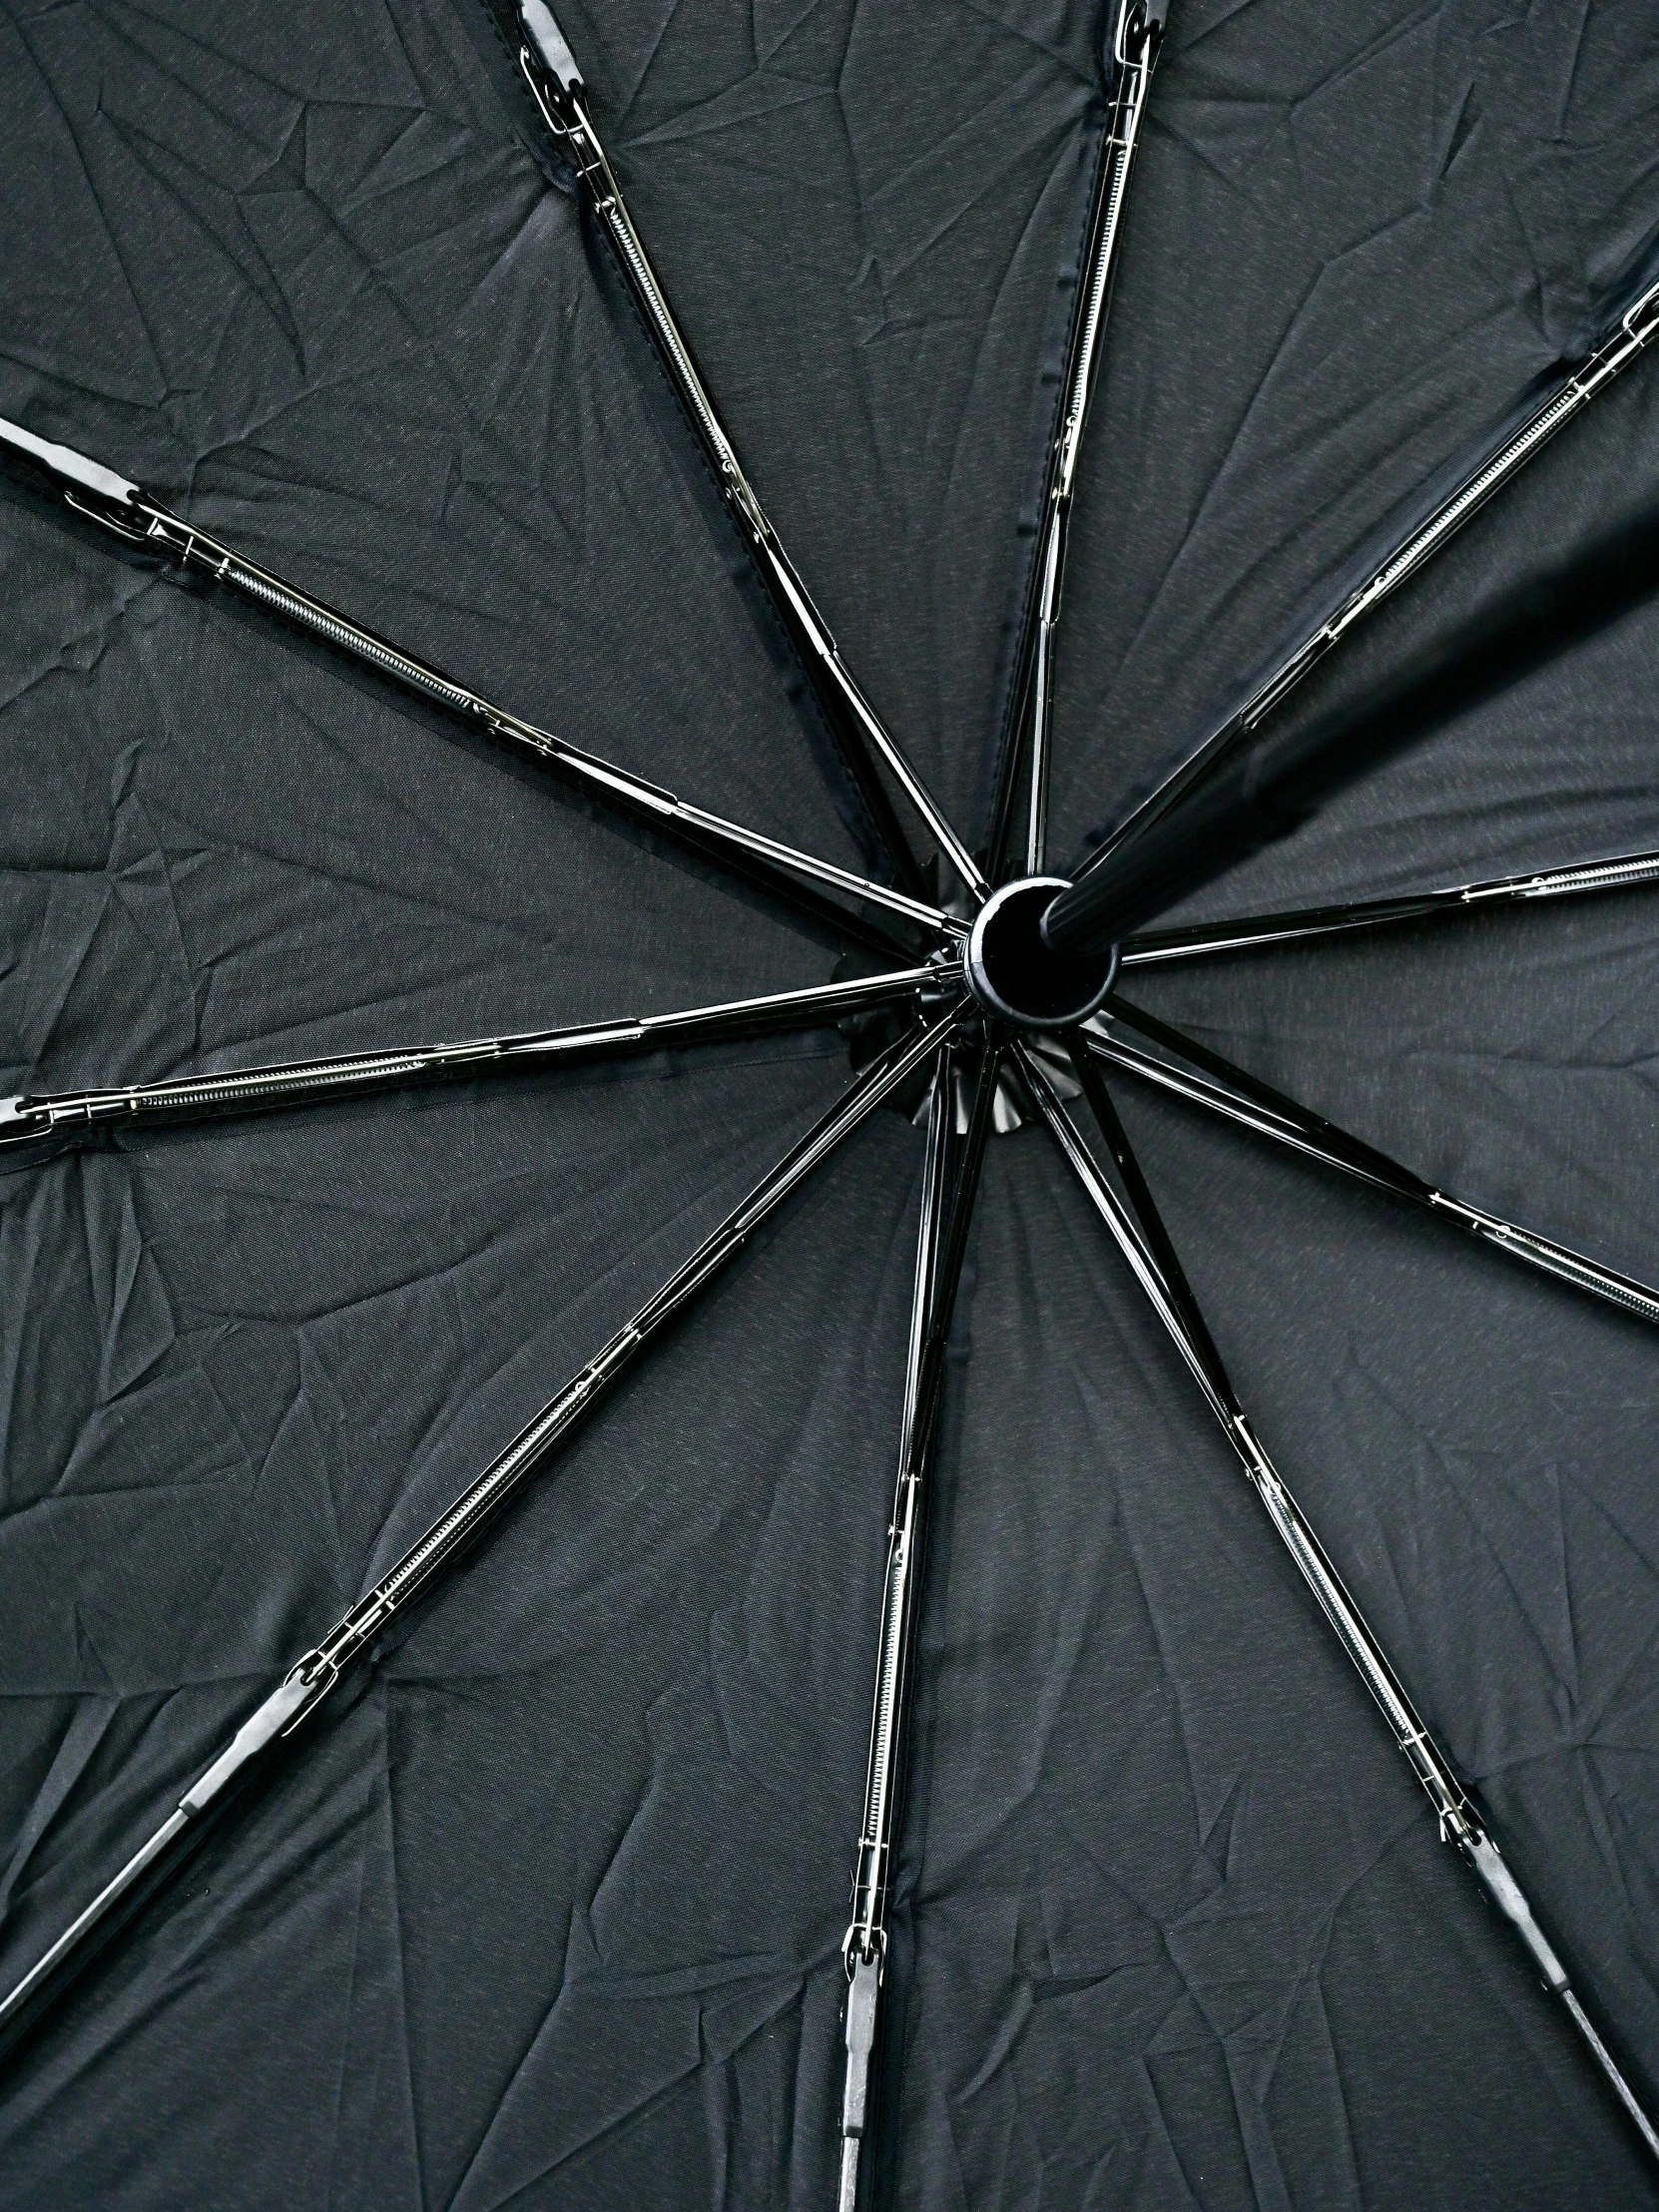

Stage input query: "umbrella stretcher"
[{"left": 3, "top": 0, "right": 1659, "bottom": 2199}]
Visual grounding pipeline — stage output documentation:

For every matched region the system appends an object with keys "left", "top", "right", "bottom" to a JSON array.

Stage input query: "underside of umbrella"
[{"left": 3, "top": 2, "right": 1659, "bottom": 2205}]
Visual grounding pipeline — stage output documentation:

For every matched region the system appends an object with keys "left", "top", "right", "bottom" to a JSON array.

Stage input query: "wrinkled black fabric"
[
  {"left": 3, "top": 0, "right": 1659, "bottom": 2206},
  {"left": 888, "top": 1138, "right": 1657, "bottom": 2208}
]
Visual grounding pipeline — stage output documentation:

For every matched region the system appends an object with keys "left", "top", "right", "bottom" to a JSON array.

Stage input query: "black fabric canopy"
[{"left": 3, "top": 1, "right": 1659, "bottom": 2204}]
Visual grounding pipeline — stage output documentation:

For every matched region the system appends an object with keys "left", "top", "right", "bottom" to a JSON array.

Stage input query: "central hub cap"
[{"left": 966, "top": 875, "right": 1118, "bottom": 1029}]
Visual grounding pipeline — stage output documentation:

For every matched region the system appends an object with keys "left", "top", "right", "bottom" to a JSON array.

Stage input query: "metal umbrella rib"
[
  {"left": 0, "top": 1000, "right": 969, "bottom": 2054},
  {"left": 984, "top": 0, "right": 1166, "bottom": 884},
  {"left": 837, "top": 1038, "right": 1000, "bottom": 2212},
  {"left": 511, "top": 0, "right": 987, "bottom": 907},
  {"left": 0, "top": 965, "right": 945, "bottom": 1161},
  {"left": 1071, "top": 262, "right": 1659, "bottom": 885},
  {"left": 1016, "top": 1038, "right": 1659, "bottom": 2159},
  {"left": 1041, "top": 495, "right": 1659, "bottom": 960},
  {"left": 3, "top": 3, "right": 1659, "bottom": 2204},
  {"left": 0, "top": 415, "right": 953, "bottom": 962},
  {"left": 1120, "top": 845, "right": 1659, "bottom": 967},
  {"left": 1087, "top": 998, "right": 1659, "bottom": 1330}
]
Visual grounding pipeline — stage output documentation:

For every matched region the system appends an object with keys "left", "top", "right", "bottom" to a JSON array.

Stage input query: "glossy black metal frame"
[{"left": 3, "top": 0, "right": 1659, "bottom": 2198}]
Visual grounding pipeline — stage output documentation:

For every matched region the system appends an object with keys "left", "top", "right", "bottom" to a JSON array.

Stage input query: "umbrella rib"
[
  {"left": 1119, "top": 846, "right": 1659, "bottom": 966},
  {"left": 0, "top": 999, "right": 969, "bottom": 2063},
  {"left": 984, "top": 1, "right": 1166, "bottom": 883},
  {"left": 511, "top": 2, "right": 987, "bottom": 907},
  {"left": 0, "top": 417, "right": 957, "bottom": 963},
  {"left": 0, "top": 964, "right": 948, "bottom": 1163},
  {"left": 837, "top": 1036, "right": 1001, "bottom": 2212},
  {"left": 1069, "top": 269, "right": 1659, "bottom": 884},
  {"left": 1089, "top": 998, "right": 1659, "bottom": 1328},
  {"left": 1040, "top": 496, "right": 1659, "bottom": 957},
  {"left": 1015, "top": 1037, "right": 1659, "bottom": 2165},
  {"left": 6, "top": 16, "right": 1655, "bottom": 2194}
]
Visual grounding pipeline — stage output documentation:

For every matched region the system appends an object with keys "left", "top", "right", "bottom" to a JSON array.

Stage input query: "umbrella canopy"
[{"left": 3, "top": 1, "right": 1659, "bottom": 2206}]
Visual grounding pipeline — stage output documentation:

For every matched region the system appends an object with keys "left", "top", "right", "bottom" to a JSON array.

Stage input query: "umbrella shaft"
[{"left": 1073, "top": 267, "right": 1659, "bottom": 886}]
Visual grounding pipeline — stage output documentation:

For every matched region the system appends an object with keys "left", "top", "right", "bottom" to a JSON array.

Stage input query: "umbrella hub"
[{"left": 966, "top": 876, "right": 1118, "bottom": 1029}]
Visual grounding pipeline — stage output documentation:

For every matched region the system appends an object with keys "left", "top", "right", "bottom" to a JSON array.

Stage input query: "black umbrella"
[{"left": 3, "top": 0, "right": 1659, "bottom": 2203}]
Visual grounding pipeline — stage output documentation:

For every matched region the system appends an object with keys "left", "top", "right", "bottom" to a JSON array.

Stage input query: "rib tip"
[
  {"left": 518, "top": 0, "right": 584, "bottom": 89},
  {"left": 0, "top": 412, "right": 140, "bottom": 506},
  {"left": 0, "top": 1099, "right": 62, "bottom": 1171}
]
